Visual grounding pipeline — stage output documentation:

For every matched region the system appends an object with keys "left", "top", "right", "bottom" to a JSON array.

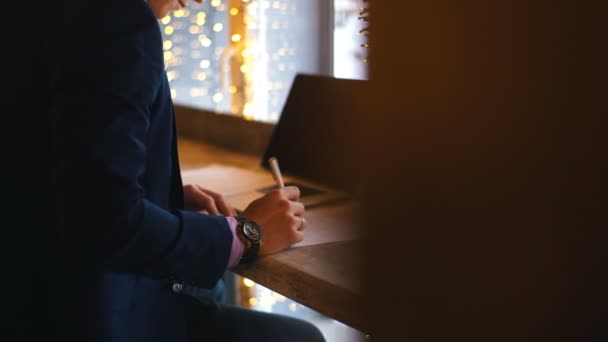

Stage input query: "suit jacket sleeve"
[{"left": 47, "top": 1, "right": 231, "bottom": 288}]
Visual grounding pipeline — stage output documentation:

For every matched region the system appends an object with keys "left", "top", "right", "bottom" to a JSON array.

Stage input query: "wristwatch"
[{"left": 235, "top": 216, "right": 263, "bottom": 264}]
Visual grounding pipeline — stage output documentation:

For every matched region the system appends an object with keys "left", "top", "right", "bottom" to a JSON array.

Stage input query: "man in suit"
[{"left": 3, "top": 0, "right": 325, "bottom": 341}]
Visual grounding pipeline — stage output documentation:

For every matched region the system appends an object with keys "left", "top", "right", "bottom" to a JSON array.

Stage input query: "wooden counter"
[{"left": 178, "top": 138, "right": 368, "bottom": 333}]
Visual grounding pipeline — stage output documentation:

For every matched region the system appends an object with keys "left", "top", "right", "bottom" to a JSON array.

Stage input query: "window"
[
  {"left": 165, "top": 1, "right": 368, "bottom": 340},
  {"left": 161, "top": 0, "right": 367, "bottom": 123}
]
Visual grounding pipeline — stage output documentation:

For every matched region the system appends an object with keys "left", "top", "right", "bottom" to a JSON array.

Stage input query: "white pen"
[{"left": 268, "top": 156, "right": 285, "bottom": 189}]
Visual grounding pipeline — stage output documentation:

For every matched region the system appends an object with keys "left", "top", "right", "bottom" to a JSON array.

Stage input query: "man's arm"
[{"left": 48, "top": 1, "right": 230, "bottom": 288}]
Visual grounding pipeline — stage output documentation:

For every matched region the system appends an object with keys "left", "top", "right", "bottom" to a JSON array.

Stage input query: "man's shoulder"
[
  {"left": 50, "top": 0, "right": 162, "bottom": 65},
  {"left": 81, "top": 0, "right": 159, "bottom": 38},
  {"left": 46, "top": 0, "right": 165, "bottom": 99}
]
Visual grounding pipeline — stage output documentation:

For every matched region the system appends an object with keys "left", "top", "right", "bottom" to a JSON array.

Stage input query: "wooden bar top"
[{"left": 178, "top": 138, "right": 368, "bottom": 333}]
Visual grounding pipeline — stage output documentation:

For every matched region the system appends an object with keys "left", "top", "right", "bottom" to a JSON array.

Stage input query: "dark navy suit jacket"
[{"left": 4, "top": 1, "right": 232, "bottom": 341}]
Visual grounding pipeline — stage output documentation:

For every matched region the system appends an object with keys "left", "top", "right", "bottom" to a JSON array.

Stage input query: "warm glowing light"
[
  {"left": 259, "top": 291, "right": 274, "bottom": 306},
  {"left": 230, "top": 105, "right": 239, "bottom": 114},
  {"left": 173, "top": 9, "right": 185, "bottom": 18},
  {"left": 170, "top": 89, "right": 176, "bottom": 99},
  {"left": 213, "top": 92, "right": 224, "bottom": 103},
  {"left": 166, "top": 70, "right": 177, "bottom": 82},
  {"left": 240, "top": 64, "right": 250, "bottom": 73},
  {"left": 248, "top": 297, "right": 258, "bottom": 306},
  {"left": 241, "top": 49, "right": 251, "bottom": 57},
  {"left": 196, "top": 11, "right": 207, "bottom": 19},
  {"left": 211, "top": 0, "right": 221, "bottom": 7},
  {"left": 289, "top": 303, "right": 297, "bottom": 312},
  {"left": 163, "top": 51, "right": 174, "bottom": 61},
  {"left": 161, "top": 16, "right": 171, "bottom": 24},
  {"left": 199, "top": 59, "right": 210, "bottom": 69},
  {"left": 213, "top": 23, "right": 223, "bottom": 32},
  {"left": 163, "top": 40, "right": 173, "bottom": 50},
  {"left": 229, "top": 85, "right": 238, "bottom": 94},
  {"left": 231, "top": 34, "right": 242, "bottom": 42},
  {"left": 243, "top": 278, "right": 255, "bottom": 287},
  {"left": 229, "top": 8, "right": 239, "bottom": 15},
  {"left": 196, "top": 72, "right": 207, "bottom": 81},
  {"left": 196, "top": 18, "right": 206, "bottom": 25},
  {"left": 243, "top": 103, "right": 253, "bottom": 119},
  {"left": 164, "top": 26, "right": 174, "bottom": 35},
  {"left": 189, "top": 25, "right": 201, "bottom": 34},
  {"left": 199, "top": 35, "right": 212, "bottom": 47}
]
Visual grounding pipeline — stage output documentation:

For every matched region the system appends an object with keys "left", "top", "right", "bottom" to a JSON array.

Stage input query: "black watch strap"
[{"left": 240, "top": 239, "right": 259, "bottom": 263}]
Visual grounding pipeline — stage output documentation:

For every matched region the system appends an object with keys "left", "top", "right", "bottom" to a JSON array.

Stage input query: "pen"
[
  {"left": 268, "top": 156, "right": 285, "bottom": 189},
  {"left": 270, "top": 156, "right": 306, "bottom": 229}
]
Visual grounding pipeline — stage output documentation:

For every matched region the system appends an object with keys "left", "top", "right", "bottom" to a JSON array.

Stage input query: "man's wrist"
[
  {"left": 235, "top": 216, "right": 262, "bottom": 264},
  {"left": 226, "top": 217, "right": 245, "bottom": 268}
]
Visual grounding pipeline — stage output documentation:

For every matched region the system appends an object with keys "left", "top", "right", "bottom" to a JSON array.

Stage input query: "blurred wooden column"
[
  {"left": 226, "top": 0, "right": 251, "bottom": 117},
  {"left": 356, "top": 1, "right": 606, "bottom": 341}
]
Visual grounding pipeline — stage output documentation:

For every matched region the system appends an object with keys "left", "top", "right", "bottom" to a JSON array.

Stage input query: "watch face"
[{"left": 243, "top": 222, "right": 262, "bottom": 242}]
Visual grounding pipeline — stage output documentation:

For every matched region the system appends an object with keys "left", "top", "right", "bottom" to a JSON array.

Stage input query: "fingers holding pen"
[
  {"left": 244, "top": 156, "right": 308, "bottom": 254},
  {"left": 289, "top": 224, "right": 305, "bottom": 244},
  {"left": 285, "top": 193, "right": 306, "bottom": 238},
  {"left": 282, "top": 185, "right": 301, "bottom": 202},
  {"left": 277, "top": 187, "right": 305, "bottom": 233},
  {"left": 282, "top": 207, "right": 305, "bottom": 243}
]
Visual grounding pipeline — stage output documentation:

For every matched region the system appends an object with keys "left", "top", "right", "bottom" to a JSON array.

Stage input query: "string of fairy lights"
[{"left": 160, "top": 0, "right": 297, "bottom": 122}]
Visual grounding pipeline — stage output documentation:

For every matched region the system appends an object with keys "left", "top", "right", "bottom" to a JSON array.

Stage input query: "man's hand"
[
  {"left": 183, "top": 184, "right": 237, "bottom": 216},
  {"left": 241, "top": 186, "right": 306, "bottom": 256}
]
